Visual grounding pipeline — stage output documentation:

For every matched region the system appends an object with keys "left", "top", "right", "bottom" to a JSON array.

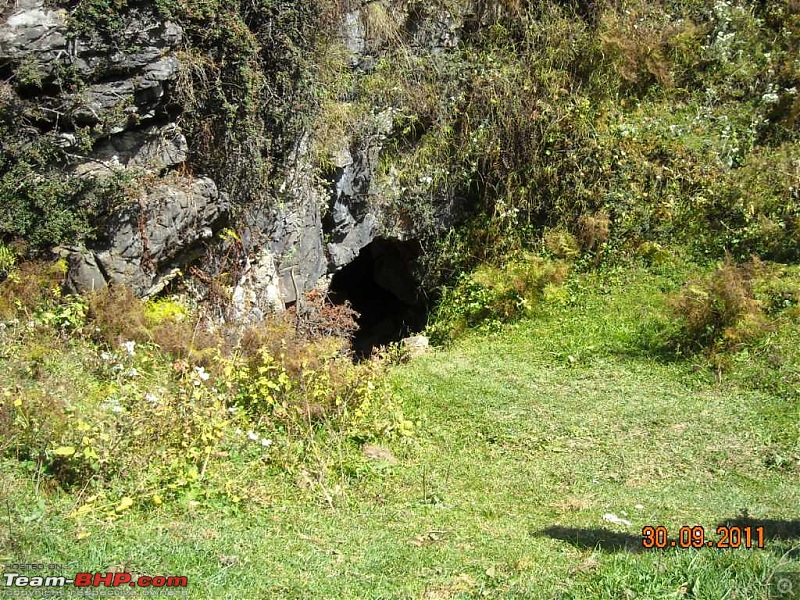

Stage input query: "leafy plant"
[
  {"left": 427, "top": 254, "right": 568, "bottom": 343},
  {"left": 0, "top": 242, "right": 17, "bottom": 280}
]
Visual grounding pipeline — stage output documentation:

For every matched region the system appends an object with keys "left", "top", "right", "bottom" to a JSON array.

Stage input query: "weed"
[
  {"left": 287, "top": 288, "right": 360, "bottom": 341},
  {"left": 428, "top": 253, "right": 568, "bottom": 343},
  {"left": 577, "top": 210, "right": 611, "bottom": 253},
  {"left": 668, "top": 258, "right": 768, "bottom": 355},
  {"left": 0, "top": 260, "right": 67, "bottom": 320},
  {"left": 0, "top": 241, "right": 18, "bottom": 280},
  {"left": 87, "top": 286, "right": 149, "bottom": 346}
]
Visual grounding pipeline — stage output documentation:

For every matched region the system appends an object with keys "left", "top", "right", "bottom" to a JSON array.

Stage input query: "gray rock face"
[
  {"left": 231, "top": 248, "right": 284, "bottom": 323},
  {"left": 71, "top": 20, "right": 183, "bottom": 79},
  {"left": 73, "top": 124, "right": 188, "bottom": 177},
  {"left": 66, "top": 177, "right": 230, "bottom": 296},
  {"left": 1, "top": 0, "right": 183, "bottom": 129},
  {"left": 64, "top": 249, "right": 106, "bottom": 293},
  {"left": 68, "top": 56, "right": 179, "bottom": 128},
  {"left": 326, "top": 110, "right": 395, "bottom": 270},
  {"left": 1, "top": 1, "right": 234, "bottom": 299},
  {"left": 269, "top": 138, "right": 329, "bottom": 303},
  {"left": 0, "top": 1, "right": 182, "bottom": 78},
  {"left": 328, "top": 213, "right": 378, "bottom": 269},
  {"left": 5, "top": 1, "right": 460, "bottom": 319},
  {"left": 342, "top": 11, "right": 366, "bottom": 61},
  {"left": 408, "top": 7, "right": 462, "bottom": 51},
  {"left": 0, "top": 0, "right": 68, "bottom": 69}
]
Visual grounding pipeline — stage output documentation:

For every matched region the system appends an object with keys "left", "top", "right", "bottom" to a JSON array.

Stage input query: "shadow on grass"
[
  {"left": 612, "top": 322, "right": 688, "bottom": 365},
  {"left": 717, "top": 516, "right": 800, "bottom": 557},
  {"left": 717, "top": 516, "right": 800, "bottom": 541},
  {"left": 536, "top": 517, "right": 800, "bottom": 556},
  {"left": 534, "top": 526, "right": 643, "bottom": 553}
]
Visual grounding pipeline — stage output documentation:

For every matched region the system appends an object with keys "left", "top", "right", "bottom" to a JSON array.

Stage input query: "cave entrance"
[{"left": 328, "top": 238, "right": 428, "bottom": 357}]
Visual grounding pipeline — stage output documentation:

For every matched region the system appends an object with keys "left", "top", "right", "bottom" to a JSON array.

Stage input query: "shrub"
[
  {"left": 427, "top": 254, "right": 568, "bottom": 344},
  {"left": 286, "top": 289, "right": 360, "bottom": 341},
  {"left": 544, "top": 229, "right": 581, "bottom": 259},
  {"left": 87, "top": 286, "right": 149, "bottom": 346},
  {"left": 85, "top": 286, "right": 221, "bottom": 363},
  {"left": 0, "top": 242, "right": 17, "bottom": 281},
  {"left": 577, "top": 211, "right": 611, "bottom": 253},
  {"left": 0, "top": 260, "right": 68, "bottom": 320},
  {"left": 668, "top": 259, "right": 768, "bottom": 354},
  {"left": 752, "top": 264, "right": 800, "bottom": 317},
  {"left": 692, "top": 144, "right": 800, "bottom": 262},
  {"left": 0, "top": 120, "right": 123, "bottom": 249},
  {"left": 1, "top": 339, "right": 231, "bottom": 503},
  {"left": 144, "top": 297, "right": 189, "bottom": 326},
  {"left": 231, "top": 316, "right": 409, "bottom": 440},
  {"left": 0, "top": 300, "right": 412, "bottom": 515}
]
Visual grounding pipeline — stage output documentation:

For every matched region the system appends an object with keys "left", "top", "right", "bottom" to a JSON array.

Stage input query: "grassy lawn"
[{"left": 2, "top": 265, "right": 799, "bottom": 599}]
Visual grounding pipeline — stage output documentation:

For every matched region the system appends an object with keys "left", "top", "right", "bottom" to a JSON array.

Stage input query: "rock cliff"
[{"left": 0, "top": 0, "right": 471, "bottom": 322}]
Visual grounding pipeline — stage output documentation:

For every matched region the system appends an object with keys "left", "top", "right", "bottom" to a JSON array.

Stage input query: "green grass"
[{"left": 1, "top": 264, "right": 798, "bottom": 599}]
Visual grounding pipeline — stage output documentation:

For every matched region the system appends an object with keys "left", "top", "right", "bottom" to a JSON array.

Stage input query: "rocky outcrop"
[
  {"left": 65, "top": 177, "right": 229, "bottom": 296},
  {"left": 326, "top": 109, "right": 395, "bottom": 270},
  {"left": 0, "top": 1, "right": 68, "bottom": 71},
  {"left": 1, "top": 1, "right": 232, "bottom": 298},
  {"left": 72, "top": 124, "right": 188, "bottom": 177},
  {"left": 1, "top": 0, "right": 182, "bottom": 129},
  {"left": 2, "top": 0, "right": 472, "bottom": 320}
]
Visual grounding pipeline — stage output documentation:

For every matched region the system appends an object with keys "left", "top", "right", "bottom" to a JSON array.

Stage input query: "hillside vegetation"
[
  {"left": 2, "top": 262, "right": 799, "bottom": 598},
  {"left": 1, "top": 0, "right": 799, "bottom": 597}
]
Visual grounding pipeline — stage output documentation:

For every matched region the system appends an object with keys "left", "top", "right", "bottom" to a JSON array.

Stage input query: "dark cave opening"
[{"left": 328, "top": 238, "right": 428, "bottom": 357}]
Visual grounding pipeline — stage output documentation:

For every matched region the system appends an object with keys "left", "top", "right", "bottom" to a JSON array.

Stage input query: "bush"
[
  {"left": 0, "top": 242, "right": 17, "bottom": 281},
  {"left": 0, "top": 337, "right": 231, "bottom": 504},
  {"left": 86, "top": 286, "right": 221, "bottom": 364},
  {"left": 0, "top": 312, "right": 412, "bottom": 516},
  {"left": 0, "top": 259, "right": 68, "bottom": 320},
  {"left": 286, "top": 288, "right": 360, "bottom": 341},
  {"left": 668, "top": 259, "right": 768, "bottom": 354},
  {"left": 752, "top": 264, "right": 800, "bottom": 317},
  {"left": 544, "top": 229, "right": 581, "bottom": 259},
  {"left": 227, "top": 341, "right": 411, "bottom": 440},
  {"left": 576, "top": 211, "right": 611, "bottom": 253},
  {"left": 87, "top": 286, "right": 149, "bottom": 346},
  {"left": 427, "top": 254, "right": 568, "bottom": 344},
  {"left": 0, "top": 262, "right": 415, "bottom": 514},
  {"left": 0, "top": 117, "right": 123, "bottom": 248}
]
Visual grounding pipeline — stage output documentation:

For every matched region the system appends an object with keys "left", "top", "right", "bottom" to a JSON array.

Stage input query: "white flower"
[
  {"left": 194, "top": 366, "right": 210, "bottom": 381},
  {"left": 762, "top": 92, "right": 780, "bottom": 105},
  {"left": 145, "top": 393, "right": 159, "bottom": 407},
  {"left": 235, "top": 429, "right": 243, "bottom": 436},
  {"left": 121, "top": 341, "right": 136, "bottom": 356},
  {"left": 247, "top": 431, "right": 259, "bottom": 441},
  {"left": 111, "top": 405, "right": 124, "bottom": 414},
  {"left": 125, "top": 368, "right": 138, "bottom": 378},
  {"left": 261, "top": 438, "right": 272, "bottom": 447},
  {"left": 100, "top": 351, "right": 112, "bottom": 361},
  {"left": 227, "top": 407, "right": 237, "bottom": 414}
]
